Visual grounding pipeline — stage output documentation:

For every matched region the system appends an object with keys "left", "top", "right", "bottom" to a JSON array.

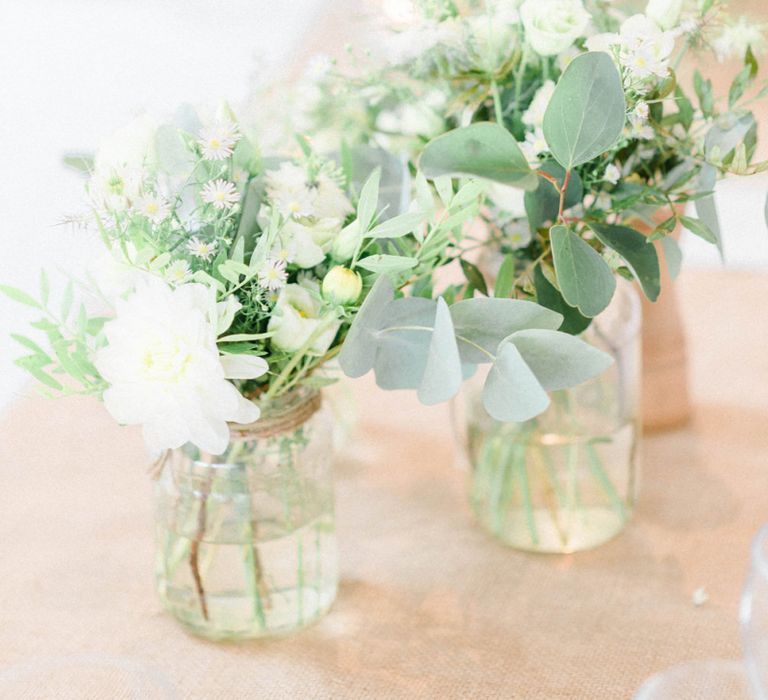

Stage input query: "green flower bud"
[{"left": 322, "top": 266, "right": 362, "bottom": 305}]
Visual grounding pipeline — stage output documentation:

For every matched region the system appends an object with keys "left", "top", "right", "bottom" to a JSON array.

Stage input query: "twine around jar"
[{"left": 230, "top": 391, "right": 323, "bottom": 440}]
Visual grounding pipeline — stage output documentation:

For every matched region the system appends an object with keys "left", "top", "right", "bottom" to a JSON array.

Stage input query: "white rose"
[
  {"left": 646, "top": 0, "right": 682, "bottom": 31},
  {"left": 284, "top": 218, "right": 343, "bottom": 268},
  {"left": 94, "top": 280, "right": 265, "bottom": 456},
  {"left": 520, "top": 0, "right": 590, "bottom": 56},
  {"left": 267, "top": 284, "right": 340, "bottom": 355},
  {"left": 522, "top": 80, "right": 556, "bottom": 129}
]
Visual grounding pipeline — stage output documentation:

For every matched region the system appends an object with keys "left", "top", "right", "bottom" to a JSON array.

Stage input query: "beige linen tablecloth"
[{"left": 1, "top": 269, "right": 767, "bottom": 699}]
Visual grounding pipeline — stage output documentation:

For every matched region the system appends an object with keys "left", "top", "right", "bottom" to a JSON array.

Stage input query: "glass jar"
[
  {"left": 154, "top": 389, "right": 337, "bottom": 640},
  {"left": 464, "top": 281, "right": 641, "bottom": 553}
]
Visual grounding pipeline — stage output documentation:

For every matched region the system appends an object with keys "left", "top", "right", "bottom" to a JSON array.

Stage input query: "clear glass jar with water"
[
  {"left": 154, "top": 389, "right": 337, "bottom": 640},
  {"left": 463, "top": 281, "right": 641, "bottom": 553}
]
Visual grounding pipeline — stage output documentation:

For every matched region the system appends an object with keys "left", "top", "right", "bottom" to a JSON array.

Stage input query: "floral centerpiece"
[
  {"left": 2, "top": 99, "right": 614, "bottom": 637},
  {"left": 282, "top": 0, "right": 768, "bottom": 552}
]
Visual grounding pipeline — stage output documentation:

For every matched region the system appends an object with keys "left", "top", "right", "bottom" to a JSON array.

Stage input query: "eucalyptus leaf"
[
  {"left": 482, "top": 343, "right": 550, "bottom": 422},
  {"left": 503, "top": 329, "right": 613, "bottom": 391},
  {"left": 550, "top": 225, "right": 616, "bottom": 317},
  {"left": 420, "top": 122, "right": 537, "bottom": 189},
  {"left": 533, "top": 264, "right": 591, "bottom": 335},
  {"left": 543, "top": 52, "right": 626, "bottom": 170},
  {"left": 417, "top": 298, "right": 463, "bottom": 405},
  {"left": 588, "top": 222, "right": 660, "bottom": 302},
  {"left": 525, "top": 161, "right": 583, "bottom": 230},
  {"left": 338, "top": 275, "right": 394, "bottom": 378},
  {"left": 450, "top": 297, "right": 562, "bottom": 363},
  {"left": 695, "top": 164, "right": 723, "bottom": 258},
  {"left": 705, "top": 113, "right": 757, "bottom": 163}
]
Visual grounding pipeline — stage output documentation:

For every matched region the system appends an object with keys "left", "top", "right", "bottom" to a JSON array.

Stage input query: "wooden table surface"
[{"left": 0, "top": 268, "right": 767, "bottom": 699}]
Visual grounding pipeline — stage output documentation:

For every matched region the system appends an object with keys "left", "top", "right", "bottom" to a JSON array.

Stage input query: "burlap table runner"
[{"left": 0, "top": 269, "right": 766, "bottom": 699}]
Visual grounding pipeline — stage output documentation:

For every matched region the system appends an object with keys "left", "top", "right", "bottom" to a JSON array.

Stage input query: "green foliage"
[
  {"left": 680, "top": 215, "right": 719, "bottom": 245},
  {"left": 482, "top": 343, "right": 550, "bottom": 422},
  {"left": 533, "top": 265, "right": 591, "bottom": 335},
  {"left": 524, "top": 161, "right": 583, "bottom": 230},
  {"left": 542, "top": 53, "right": 626, "bottom": 170},
  {"left": 550, "top": 225, "right": 615, "bottom": 317},
  {"left": 587, "top": 223, "right": 660, "bottom": 302},
  {"left": 493, "top": 255, "right": 516, "bottom": 299},
  {"left": 420, "top": 122, "right": 537, "bottom": 189}
]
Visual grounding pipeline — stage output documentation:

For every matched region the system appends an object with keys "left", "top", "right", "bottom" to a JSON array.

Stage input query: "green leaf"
[
  {"left": 357, "top": 167, "right": 381, "bottom": 232},
  {"left": 728, "top": 64, "right": 753, "bottom": 108},
  {"left": 660, "top": 236, "right": 682, "bottom": 280},
  {"left": 420, "top": 122, "right": 537, "bottom": 189},
  {"left": 588, "top": 222, "right": 660, "bottom": 302},
  {"left": 366, "top": 211, "right": 425, "bottom": 239},
  {"left": 550, "top": 225, "right": 616, "bottom": 317},
  {"left": 236, "top": 177, "right": 266, "bottom": 249},
  {"left": 11, "top": 334, "right": 51, "bottom": 360},
  {"left": 674, "top": 85, "right": 694, "bottom": 131},
  {"left": 647, "top": 215, "right": 678, "bottom": 241},
  {"left": 705, "top": 113, "right": 757, "bottom": 164},
  {"left": 355, "top": 255, "right": 418, "bottom": 274},
  {"left": 533, "top": 264, "right": 591, "bottom": 335},
  {"left": 504, "top": 329, "right": 613, "bottom": 390},
  {"left": 417, "top": 298, "right": 463, "bottom": 405},
  {"left": 680, "top": 215, "right": 718, "bottom": 244},
  {"left": 61, "top": 281, "right": 74, "bottom": 321},
  {"left": 460, "top": 259, "right": 488, "bottom": 296},
  {"left": 62, "top": 152, "right": 94, "bottom": 174},
  {"left": 694, "top": 164, "right": 723, "bottom": 258},
  {"left": 0, "top": 284, "right": 41, "bottom": 309},
  {"left": 542, "top": 52, "right": 626, "bottom": 169},
  {"left": 482, "top": 343, "right": 550, "bottom": 422},
  {"left": 338, "top": 275, "right": 394, "bottom": 377},
  {"left": 493, "top": 254, "right": 516, "bottom": 298},
  {"left": 39, "top": 271, "right": 50, "bottom": 307},
  {"left": 450, "top": 297, "right": 562, "bottom": 363},
  {"left": 434, "top": 176, "right": 454, "bottom": 206},
  {"left": 693, "top": 70, "right": 715, "bottom": 118},
  {"left": 15, "top": 357, "right": 64, "bottom": 391}
]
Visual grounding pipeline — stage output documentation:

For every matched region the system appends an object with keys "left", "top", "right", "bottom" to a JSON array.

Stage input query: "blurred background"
[{"left": 1, "top": 0, "right": 766, "bottom": 413}]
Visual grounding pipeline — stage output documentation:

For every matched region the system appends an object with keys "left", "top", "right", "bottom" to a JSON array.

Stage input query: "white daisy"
[
  {"left": 271, "top": 239, "right": 297, "bottom": 264},
  {"left": 186, "top": 237, "right": 218, "bottom": 261},
  {"left": 136, "top": 194, "right": 170, "bottom": 224},
  {"left": 603, "top": 164, "right": 621, "bottom": 185},
  {"left": 197, "top": 120, "right": 241, "bottom": 160},
  {"left": 165, "top": 259, "right": 192, "bottom": 285},
  {"left": 266, "top": 163, "right": 315, "bottom": 218},
  {"left": 258, "top": 258, "right": 288, "bottom": 291},
  {"left": 201, "top": 179, "right": 241, "bottom": 210}
]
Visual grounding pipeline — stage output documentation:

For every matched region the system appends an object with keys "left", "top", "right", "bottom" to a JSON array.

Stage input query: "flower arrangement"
[{"left": 2, "top": 103, "right": 614, "bottom": 459}]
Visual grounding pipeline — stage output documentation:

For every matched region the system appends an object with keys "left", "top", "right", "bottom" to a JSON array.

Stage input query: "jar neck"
[{"left": 231, "top": 388, "right": 322, "bottom": 440}]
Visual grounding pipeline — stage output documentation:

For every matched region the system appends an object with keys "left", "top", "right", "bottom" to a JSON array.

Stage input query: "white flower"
[
  {"left": 258, "top": 258, "right": 288, "bottom": 291},
  {"left": 94, "top": 280, "right": 266, "bottom": 455},
  {"left": 618, "top": 14, "right": 676, "bottom": 82},
  {"left": 197, "top": 120, "right": 241, "bottom": 160},
  {"left": 522, "top": 80, "right": 556, "bottom": 129},
  {"left": 90, "top": 242, "right": 150, "bottom": 302},
  {"left": 521, "top": 127, "right": 549, "bottom": 163},
  {"left": 312, "top": 174, "right": 353, "bottom": 221},
  {"left": 283, "top": 218, "right": 343, "bottom": 269},
  {"left": 487, "top": 183, "right": 527, "bottom": 217},
  {"left": 465, "top": 6, "right": 521, "bottom": 72},
  {"left": 136, "top": 194, "right": 170, "bottom": 223},
  {"left": 201, "top": 179, "right": 240, "bottom": 210},
  {"left": 186, "top": 237, "right": 217, "bottom": 260},
  {"left": 376, "top": 103, "right": 444, "bottom": 137},
  {"left": 506, "top": 222, "right": 532, "bottom": 250},
  {"left": 165, "top": 259, "right": 192, "bottom": 285},
  {"left": 594, "top": 192, "right": 612, "bottom": 210},
  {"left": 646, "top": 0, "right": 682, "bottom": 31},
  {"left": 712, "top": 18, "right": 765, "bottom": 62},
  {"left": 603, "top": 164, "right": 621, "bottom": 185},
  {"left": 267, "top": 283, "right": 340, "bottom": 354},
  {"left": 271, "top": 239, "right": 297, "bottom": 264},
  {"left": 520, "top": 0, "right": 590, "bottom": 56},
  {"left": 266, "top": 163, "right": 316, "bottom": 218},
  {"left": 89, "top": 167, "right": 146, "bottom": 213},
  {"left": 632, "top": 100, "right": 650, "bottom": 124}
]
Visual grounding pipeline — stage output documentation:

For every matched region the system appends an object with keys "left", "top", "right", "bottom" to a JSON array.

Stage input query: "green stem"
[
  {"left": 515, "top": 446, "right": 539, "bottom": 547},
  {"left": 491, "top": 80, "right": 505, "bottom": 126},
  {"left": 586, "top": 442, "right": 627, "bottom": 523}
]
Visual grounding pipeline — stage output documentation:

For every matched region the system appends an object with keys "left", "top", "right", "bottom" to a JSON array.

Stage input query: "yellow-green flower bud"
[{"left": 322, "top": 266, "right": 362, "bottom": 305}]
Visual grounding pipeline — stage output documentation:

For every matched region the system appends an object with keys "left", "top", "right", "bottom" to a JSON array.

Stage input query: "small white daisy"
[
  {"left": 165, "top": 259, "right": 192, "bottom": 284},
  {"left": 136, "top": 195, "right": 170, "bottom": 224},
  {"left": 258, "top": 258, "right": 288, "bottom": 291},
  {"left": 603, "top": 164, "right": 621, "bottom": 185},
  {"left": 271, "top": 239, "right": 297, "bottom": 264},
  {"left": 186, "top": 237, "right": 218, "bottom": 261},
  {"left": 197, "top": 121, "right": 241, "bottom": 160},
  {"left": 201, "top": 179, "right": 241, "bottom": 210}
]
